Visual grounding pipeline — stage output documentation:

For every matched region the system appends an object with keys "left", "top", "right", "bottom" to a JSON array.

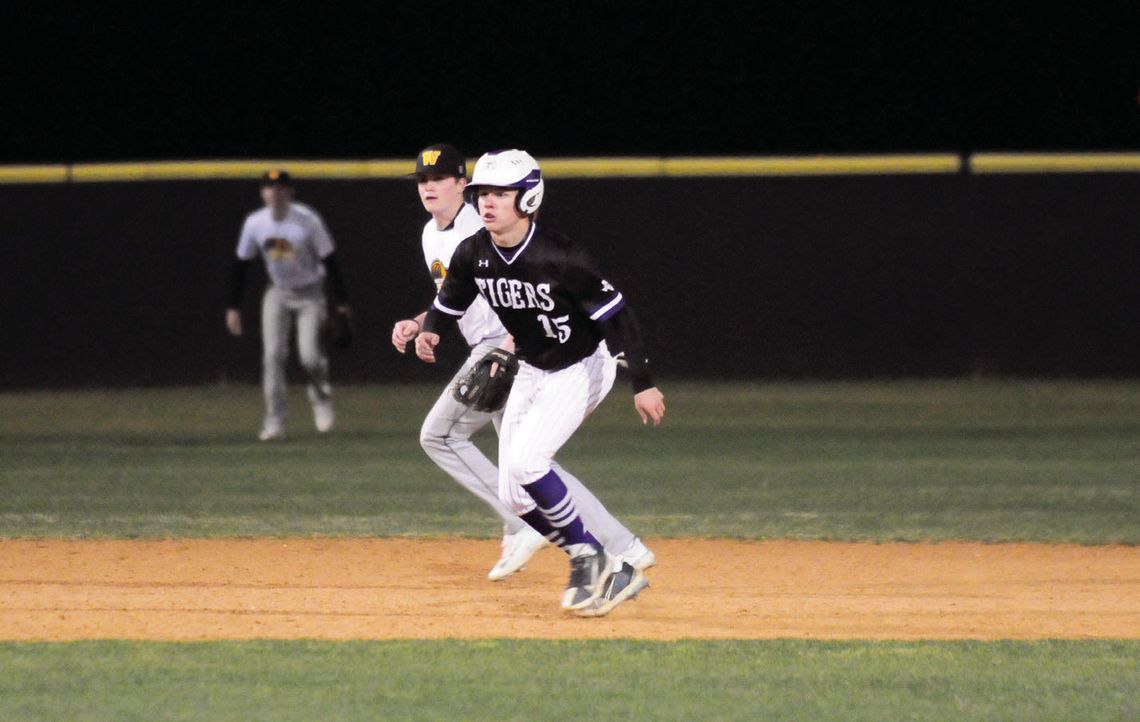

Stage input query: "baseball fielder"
[
  {"left": 226, "top": 169, "right": 350, "bottom": 441},
  {"left": 393, "top": 144, "right": 655, "bottom": 581},
  {"left": 416, "top": 150, "right": 664, "bottom": 617}
]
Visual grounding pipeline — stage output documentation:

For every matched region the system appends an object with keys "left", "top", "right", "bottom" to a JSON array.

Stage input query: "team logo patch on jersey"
[
  {"left": 422, "top": 150, "right": 442, "bottom": 166},
  {"left": 430, "top": 260, "right": 447, "bottom": 289},
  {"left": 264, "top": 237, "right": 296, "bottom": 261}
]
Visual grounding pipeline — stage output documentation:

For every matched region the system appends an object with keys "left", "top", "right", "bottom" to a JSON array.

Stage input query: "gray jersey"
[{"left": 237, "top": 202, "right": 334, "bottom": 289}]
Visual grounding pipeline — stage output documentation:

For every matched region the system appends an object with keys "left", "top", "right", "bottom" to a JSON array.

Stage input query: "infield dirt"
[{"left": 2, "top": 539, "right": 1137, "bottom": 641}]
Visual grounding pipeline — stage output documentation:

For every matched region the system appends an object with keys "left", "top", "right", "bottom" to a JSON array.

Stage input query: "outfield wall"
[{"left": 1, "top": 156, "right": 1137, "bottom": 387}]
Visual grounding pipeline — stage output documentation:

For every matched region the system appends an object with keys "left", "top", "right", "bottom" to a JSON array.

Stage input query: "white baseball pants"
[
  {"left": 423, "top": 340, "right": 635, "bottom": 554},
  {"left": 498, "top": 342, "right": 618, "bottom": 515}
]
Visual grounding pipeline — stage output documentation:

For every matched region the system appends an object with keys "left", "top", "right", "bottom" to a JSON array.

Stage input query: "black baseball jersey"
[{"left": 425, "top": 223, "right": 626, "bottom": 371}]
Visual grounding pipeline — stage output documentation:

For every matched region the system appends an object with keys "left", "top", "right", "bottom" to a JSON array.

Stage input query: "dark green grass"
[
  {"left": 0, "top": 380, "right": 1137, "bottom": 541},
  {"left": 0, "top": 640, "right": 1135, "bottom": 722}
]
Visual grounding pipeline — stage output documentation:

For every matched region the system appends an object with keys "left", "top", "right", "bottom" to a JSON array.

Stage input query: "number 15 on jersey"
[{"left": 538, "top": 314, "right": 571, "bottom": 343}]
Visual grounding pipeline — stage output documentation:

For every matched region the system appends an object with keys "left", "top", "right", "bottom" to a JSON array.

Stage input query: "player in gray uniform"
[
  {"left": 415, "top": 149, "right": 663, "bottom": 617},
  {"left": 392, "top": 144, "right": 655, "bottom": 581},
  {"left": 226, "top": 169, "right": 351, "bottom": 441}
]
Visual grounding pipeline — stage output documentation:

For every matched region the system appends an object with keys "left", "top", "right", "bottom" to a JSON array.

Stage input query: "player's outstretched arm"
[
  {"left": 634, "top": 387, "right": 665, "bottom": 426},
  {"left": 415, "top": 332, "right": 441, "bottom": 363}
]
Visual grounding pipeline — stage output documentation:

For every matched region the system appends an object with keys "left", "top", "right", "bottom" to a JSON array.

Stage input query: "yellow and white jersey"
[
  {"left": 421, "top": 203, "right": 506, "bottom": 347},
  {"left": 236, "top": 202, "right": 334, "bottom": 289}
]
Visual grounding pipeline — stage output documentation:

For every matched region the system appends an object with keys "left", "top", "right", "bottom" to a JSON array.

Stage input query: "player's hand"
[
  {"left": 225, "top": 309, "right": 242, "bottom": 336},
  {"left": 501, "top": 335, "right": 516, "bottom": 353},
  {"left": 391, "top": 319, "right": 420, "bottom": 353},
  {"left": 415, "top": 332, "right": 441, "bottom": 363},
  {"left": 634, "top": 387, "right": 665, "bottom": 426}
]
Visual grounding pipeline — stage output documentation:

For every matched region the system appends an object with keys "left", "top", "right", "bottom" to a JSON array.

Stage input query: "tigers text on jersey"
[
  {"left": 421, "top": 203, "right": 507, "bottom": 347},
  {"left": 236, "top": 202, "right": 334, "bottom": 289},
  {"left": 430, "top": 222, "right": 625, "bottom": 371}
]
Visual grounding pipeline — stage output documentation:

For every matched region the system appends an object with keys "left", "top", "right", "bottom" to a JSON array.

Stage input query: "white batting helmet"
[{"left": 467, "top": 149, "right": 544, "bottom": 214}]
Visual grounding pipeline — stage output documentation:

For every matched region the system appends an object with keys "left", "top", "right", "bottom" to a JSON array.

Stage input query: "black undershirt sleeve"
[
  {"left": 422, "top": 307, "right": 460, "bottom": 337},
  {"left": 227, "top": 259, "right": 253, "bottom": 309},
  {"left": 322, "top": 252, "right": 349, "bottom": 305},
  {"left": 599, "top": 305, "right": 655, "bottom": 393}
]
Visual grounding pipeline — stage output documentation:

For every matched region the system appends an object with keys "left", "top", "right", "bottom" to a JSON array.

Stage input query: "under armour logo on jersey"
[
  {"left": 601, "top": 280, "right": 615, "bottom": 292},
  {"left": 478, "top": 259, "right": 490, "bottom": 267},
  {"left": 421, "top": 150, "right": 442, "bottom": 166}
]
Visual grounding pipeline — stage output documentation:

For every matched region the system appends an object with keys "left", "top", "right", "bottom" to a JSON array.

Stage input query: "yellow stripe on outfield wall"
[
  {"left": 1, "top": 155, "right": 962, "bottom": 183},
  {"left": 6, "top": 153, "right": 1140, "bottom": 183},
  {"left": 970, "top": 153, "right": 1140, "bottom": 174},
  {"left": 67, "top": 159, "right": 414, "bottom": 182},
  {"left": 538, "top": 157, "right": 668, "bottom": 177},
  {"left": 536, "top": 155, "right": 963, "bottom": 176},
  {"left": 0, "top": 165, "right": 69, "bottom": 183},
  {"left": 661, "top": 155, "right": 962, "bottom": 176}
]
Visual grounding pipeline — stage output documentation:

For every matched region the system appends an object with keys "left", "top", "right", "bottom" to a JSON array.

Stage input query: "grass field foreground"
[
  {"left": 0, "top": 640, "right": 1136, "bottom": 722},
  {"left": 1, "top": 380, "right": 1136, "bottom": 542}
]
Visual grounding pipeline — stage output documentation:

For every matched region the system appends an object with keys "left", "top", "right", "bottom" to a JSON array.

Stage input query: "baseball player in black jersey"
[
  {"left": 392, "top": 144, "right": 655, "bottom": 582},
  {"left": 416, "top": 149, "right": 665, "bottom": 617}
]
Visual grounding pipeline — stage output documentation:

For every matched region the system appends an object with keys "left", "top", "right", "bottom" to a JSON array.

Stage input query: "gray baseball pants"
[{"left": 261, "top": 283, "right": 330, "bottom": 429}]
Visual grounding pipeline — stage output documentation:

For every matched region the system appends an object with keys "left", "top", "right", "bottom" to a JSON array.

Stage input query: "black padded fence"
[{"left": 1, "top": 173, "right": 1136, "bottom": 388}]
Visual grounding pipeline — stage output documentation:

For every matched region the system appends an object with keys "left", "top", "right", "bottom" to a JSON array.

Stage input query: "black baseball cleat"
[
  {"left": 574, "top": 561, "right": 650, "bottom": 618},
  {"left": 561, "top": 549, "right": 613, "bottom": 610}
]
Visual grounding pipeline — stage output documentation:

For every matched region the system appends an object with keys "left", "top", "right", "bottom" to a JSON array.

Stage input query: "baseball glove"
[
  {"left": 325, "top": 306, "right": 355, "bottom": 350},
  {"left": 452, "top": 348, "right": 519, "bottom": 412}
]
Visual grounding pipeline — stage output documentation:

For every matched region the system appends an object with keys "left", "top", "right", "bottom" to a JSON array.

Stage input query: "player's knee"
[
  {"left": 419, "top": 422, "right": 445, "bottom": 456},
  {"left": 420, "top": 414, "right": 475, "bottom": 455},
  {"left": 502, "top": 446, "right": 550, "bottom": 488},
  {"left": 298, "top": 350, "right": 324, "bottom": 373},
  {"left": 419, "top": 424, "right": 465, "bottom": 461}
]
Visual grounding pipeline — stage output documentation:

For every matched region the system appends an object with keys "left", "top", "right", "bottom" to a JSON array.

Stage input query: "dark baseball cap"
[
  {"left": 261, "top": 168, "right": 293, "bottom": 186},
  {"left": 409, "top": 144, "right": 466, "bottom": 179}
]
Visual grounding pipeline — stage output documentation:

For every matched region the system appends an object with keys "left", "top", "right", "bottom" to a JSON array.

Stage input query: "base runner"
[
  {"left": 415, "top": 149, "right": 665, "bottom": 617},
  {"left": 393, "top": 144, "right": 655, "bottom": 582}
]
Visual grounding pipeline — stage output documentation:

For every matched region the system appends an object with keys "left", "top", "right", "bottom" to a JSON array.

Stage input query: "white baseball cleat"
[
  {"left": 313, "top": 402, "right": 335, "bottom": 433},
  {"left": 488, "top": 526, "right": 548, "bottom": 581},
  {"left": 258, "top": 425, "right": 285, "bottom": 442},
  {"left": 621, "top": 538, "right": 657, "bottom": 571}
]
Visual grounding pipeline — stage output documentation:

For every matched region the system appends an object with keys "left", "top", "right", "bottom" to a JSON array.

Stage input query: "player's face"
[
  {"left": 476, "top": 188, "right": 526, "bottom": 235},
  {"left": 260, "top": 184, "right": 293, "bottom": 210},
  {"left": 416, "top": 174, "right": 467, "bottom": 214}
]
